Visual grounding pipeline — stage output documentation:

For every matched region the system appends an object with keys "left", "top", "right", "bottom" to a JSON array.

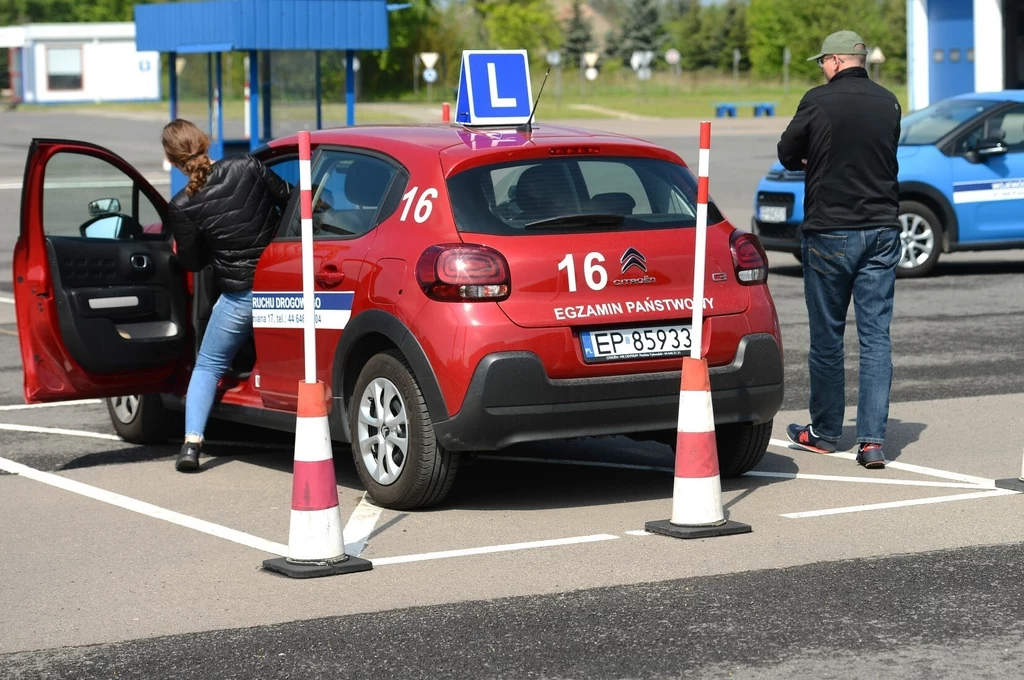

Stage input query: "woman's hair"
[{"left": 161, "top": 119, "right": 213, "bottom": 197}]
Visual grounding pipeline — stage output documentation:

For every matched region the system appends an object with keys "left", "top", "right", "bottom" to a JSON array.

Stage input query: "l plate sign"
[{"left": 455, "top": 50, "right": 534, "bottom": 127}]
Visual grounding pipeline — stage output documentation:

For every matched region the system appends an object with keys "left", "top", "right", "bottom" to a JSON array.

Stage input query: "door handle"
[{"left": 315, "top": 264, "right": 345, "bottom": 288}]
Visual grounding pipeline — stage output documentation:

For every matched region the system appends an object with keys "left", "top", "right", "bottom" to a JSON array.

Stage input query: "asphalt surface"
[{"left": 2, "top": 109, "right": 1024, "bottom": 679}]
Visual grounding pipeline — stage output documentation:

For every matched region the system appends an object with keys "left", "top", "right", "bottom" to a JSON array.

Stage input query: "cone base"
[
  {"left": 262, "top": 555, "right": 373, "bottom": 579},
  {"left": 994, "top": 478, "right": 1024, "bottom": 493},
  {"left": 645, "top": 518, "right": 752, "bottom": 540}
]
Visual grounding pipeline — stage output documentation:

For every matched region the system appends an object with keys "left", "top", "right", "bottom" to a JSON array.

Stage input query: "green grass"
[{"left": 17, "top": 71, "right": 908, "bottom": 124}]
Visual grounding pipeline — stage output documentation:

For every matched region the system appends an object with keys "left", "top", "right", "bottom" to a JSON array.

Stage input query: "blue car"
[{"left": 753, "top": 90, "right": 1024, "bottom": 277}]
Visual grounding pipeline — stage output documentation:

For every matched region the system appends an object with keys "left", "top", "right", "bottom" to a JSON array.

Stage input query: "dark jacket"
[
  {"left": 778, "top": 67, "right": 901, "bottom": 231},
  {"left": 167, "top": 154, "right": 292, "bottom": 291}
]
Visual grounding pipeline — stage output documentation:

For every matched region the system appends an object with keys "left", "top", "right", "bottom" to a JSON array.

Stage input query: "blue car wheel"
[{"left": 897, "top": 200, "right": 943, "bottom": 278}]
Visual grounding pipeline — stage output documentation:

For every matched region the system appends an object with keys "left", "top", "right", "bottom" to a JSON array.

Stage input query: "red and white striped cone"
[
  {"left": 263, "top": 129, "right": 371, "bottom": 578},
  {"left": 263, "top": 381, "right": 373, "bottom": 578},
  {"left": 645, "top": 358, "right": 751, "bottom": 538},
  {"left": 995, "top": 446, "right": 1024, "bottom": 492},
  {"left": 646, "top": 120, "right": 751, "bottom": 539}
]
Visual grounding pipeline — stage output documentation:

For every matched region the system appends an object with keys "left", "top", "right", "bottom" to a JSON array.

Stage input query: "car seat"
[
  {"left": 514, "top": 164, "right": 577, "bottom": 222},
  {"left": 588, "top": 192, "right": 636, "bottom": 215}
]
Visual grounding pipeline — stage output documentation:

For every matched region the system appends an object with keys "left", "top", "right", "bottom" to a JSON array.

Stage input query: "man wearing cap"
[{"left": 778, "top": 30, "right": 902, "bottom": 470}]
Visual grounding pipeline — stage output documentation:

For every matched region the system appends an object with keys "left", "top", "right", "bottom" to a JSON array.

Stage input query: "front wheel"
[
  {"left": 349, "top": 350, "right": 460, "bottom": 510},
  {"left": 106, "top": 394, "right": 174, "bottom": 444},
  {"left": 896, "top": 200, "right": 943, "bottom": 278}
]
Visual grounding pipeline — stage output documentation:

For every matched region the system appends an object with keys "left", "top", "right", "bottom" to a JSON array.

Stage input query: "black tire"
[
  {"left": 896, "top": 200, "right": 943, "bottom": 279},
  {"left": 105, "top": 394, "right": 174, "bottom": 444},
  {"left": 716, "top": 420, "right": 772, "bottom": 477},
  {"left": 349, "top": 350, "right": 460, "bottom": 510}
]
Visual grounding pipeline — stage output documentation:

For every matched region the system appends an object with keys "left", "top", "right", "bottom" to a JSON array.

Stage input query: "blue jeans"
[
  {"left": 185, "top": 289, "right": 253, "bottom": 440},
  {"left": 802, "top": 228, "right": 900, "bottom": 445}
]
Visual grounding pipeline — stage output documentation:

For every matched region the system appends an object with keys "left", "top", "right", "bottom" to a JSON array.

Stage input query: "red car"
[{"left": 13, "top": 125, "right": 784, "bottom": 509}]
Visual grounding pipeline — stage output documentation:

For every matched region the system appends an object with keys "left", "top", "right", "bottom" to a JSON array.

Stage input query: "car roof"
[
  {"left": 949, "top": 90, "right": 1024, "bottom": 103},
  {"left": 265, "top": 123, "right": 684, "bottom": 172}
]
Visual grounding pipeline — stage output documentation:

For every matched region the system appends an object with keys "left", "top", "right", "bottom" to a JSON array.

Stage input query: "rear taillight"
[
  {"left": 730, "top": 231, "right": 769, "bottom": 285},
  {"left": 416, "top": 244, "right": 511, "bottom": 302}
]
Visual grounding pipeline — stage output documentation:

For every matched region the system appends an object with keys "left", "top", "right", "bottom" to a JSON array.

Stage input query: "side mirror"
[{"left": 88, "top": 198, "right": 121, "bottom": 216}]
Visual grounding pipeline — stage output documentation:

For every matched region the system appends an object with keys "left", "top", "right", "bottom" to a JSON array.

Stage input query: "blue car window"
[{"left": 900, "top": 99, "right": 1003, "bottom": 146}]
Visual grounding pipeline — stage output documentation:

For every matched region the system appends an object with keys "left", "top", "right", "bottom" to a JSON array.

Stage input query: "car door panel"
[{"left": 14, "top": 139, "right": 188, "bottom": 403}]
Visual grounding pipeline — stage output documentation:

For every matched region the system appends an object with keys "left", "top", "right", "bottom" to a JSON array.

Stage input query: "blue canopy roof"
[{"left": 134, "top": 0, "right": 390, "bottom": 54}]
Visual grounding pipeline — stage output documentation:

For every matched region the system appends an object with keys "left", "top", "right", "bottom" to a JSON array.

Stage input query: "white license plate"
[
  {"left": 759, "top": 205, "right": 788, "bottom": 223},
  {"left": 581, "top": 324, "right": 692, "bottom": 363}
]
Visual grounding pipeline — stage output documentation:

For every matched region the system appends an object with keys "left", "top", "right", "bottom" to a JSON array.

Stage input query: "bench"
[{"left": 713, "top": 101, "right": 776, "bottom": 118}]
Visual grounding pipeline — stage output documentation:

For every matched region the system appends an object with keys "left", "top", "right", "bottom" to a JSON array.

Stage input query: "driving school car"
[
  {"left": 753, "top": 90, "right": 1024, "bottom": 277},
  {"left": 14, "top": 122, "right": 784, "bottom": 510}
]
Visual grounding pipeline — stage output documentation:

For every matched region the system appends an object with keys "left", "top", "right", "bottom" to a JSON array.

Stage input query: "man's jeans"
[
  {"left": 185, "top": 289, "right": 253, "bottom": 440},
  {"left": 801, "top": 228, "right": 900, "bottom": 445}
]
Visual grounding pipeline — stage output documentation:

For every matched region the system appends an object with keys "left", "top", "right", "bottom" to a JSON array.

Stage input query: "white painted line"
[
  {"left": 768, "top": 438, "right": 996, "bottom": 487},
  {"left": 0, "top": 455, "right": 289, "bottom": 556},
  {"left": 0, "top": 296, "right": 14, "bottom": 305},
  {"left": 745, "top": 470, "right": 987, "bottom": 490},
  {"left": 0, "top": 399, "right": 102, "bottom": 411},
  {"left": 781, "top": 488, "right": 1019, "bottom": 519},
  {"left": 626, "top": 530, "right": 653, "bottom": 536},
  {"left": 485, "top": 455, "right": 672, "bottom": 474},
  {"left": 371, "top": 534, "right": 620, "bottom": 567},
  {"left": 342, "top": 493, "right": 384, "bottom": 557},
  {"left": 0, "top": 421, "right": 291, "bottom": 451},
  {"left": 0, "top": 422, "right": 121, "bottom": 441}
]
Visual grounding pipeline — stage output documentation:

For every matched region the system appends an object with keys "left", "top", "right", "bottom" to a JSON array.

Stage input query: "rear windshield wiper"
[{"left": 523, "top": 213, "right": 626, "bottom": 230}]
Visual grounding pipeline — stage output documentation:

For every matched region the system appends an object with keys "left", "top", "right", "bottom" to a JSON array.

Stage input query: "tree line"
[{"left": 1, "top": 0, "right": 908, "bottom": 99}]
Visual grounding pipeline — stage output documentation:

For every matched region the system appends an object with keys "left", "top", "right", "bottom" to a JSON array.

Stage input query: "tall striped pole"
[
  {"left": 262, "top": 130, "right": 373, "bottom": 578},
  {"left": 645, "top": 120, "right": 752, "bottom": 541}
]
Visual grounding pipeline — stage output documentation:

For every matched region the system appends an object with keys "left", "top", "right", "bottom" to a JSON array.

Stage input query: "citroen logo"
[{"left": 620, "top": 247, "right": 647, "bottom": 274}]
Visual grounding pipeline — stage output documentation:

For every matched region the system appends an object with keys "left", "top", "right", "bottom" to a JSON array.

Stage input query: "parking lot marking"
[
  {"left": 0, "top": 455, "right": 290, "bottom": 556},
  {"left": 342, "top": 494, "right": 384, "bottom": 557},
  {"left": 626, "top": 530, "right": 654, "bottom": 536},
  {"left": 0, "top": 328, "right": 16, "bottom": 337},
  {"left": 0, "top": 178, "right": 170, "bottom": 191},
  {"left": 0, "top": 296, "right": 14, "bottom": 304},
  {"left": 781, "top": 488, "right": 1018, "bottom": 519},
  {"left": 0, "top": 422, "right": 122, "bottom": 441},
  {"left": 371, "top": 534, "right": 620, "bottom": 567},
  {"left": 768, "top": 438, "right": 995, "bottom": 487},
  {"left": 745, "top": 470, "right": 987, "bottom": 490},
  {"left": 0, "top": 399, "right": 102, "bottom": 411}
]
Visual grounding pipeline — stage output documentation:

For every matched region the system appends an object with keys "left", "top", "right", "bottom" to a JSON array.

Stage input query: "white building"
[
  {"left": 0, "top": 22, "right": 160, "bottom": 105},
  {"left": 906, "top": 0, "right": 1020, "bottom": 111}
]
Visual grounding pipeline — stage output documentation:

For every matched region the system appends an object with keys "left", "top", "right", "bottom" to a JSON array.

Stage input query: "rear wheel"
[
  {"left": 715, "top": 420, "right": 772, "bottom": 477},
  {"left": 106, "top": 394, "right": 174, "bottom": 444},
  {"left": 349, "top": 350, "right": 460, "bottom": 510}
]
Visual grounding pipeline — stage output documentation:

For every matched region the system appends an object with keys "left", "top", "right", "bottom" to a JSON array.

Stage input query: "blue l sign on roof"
[{"left": 455, "top": 50, "right": 534, "bottom": 126}]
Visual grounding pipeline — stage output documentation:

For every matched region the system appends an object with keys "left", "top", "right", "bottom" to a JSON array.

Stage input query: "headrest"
[{"left": 589, "top": 192, "right": 636, "bottom": 214}]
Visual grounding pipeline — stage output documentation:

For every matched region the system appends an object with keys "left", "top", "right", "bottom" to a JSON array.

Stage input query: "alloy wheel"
[
  {"left": 356, "top": 377, "right": 409, "bottom": 486},
  {"left": 898, "top": 212, "right": 935, "bottom": 270},
  {"left": 110, "top": 395, "right": 141, "bottom": 424}
]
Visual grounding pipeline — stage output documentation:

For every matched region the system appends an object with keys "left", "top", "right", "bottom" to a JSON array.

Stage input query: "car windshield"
[
  {"left": 446, "top": 155, "right": 723, "bottom": 235},
  {"left": 899, "top": 98, "right": 1003, "bottom": 146}
]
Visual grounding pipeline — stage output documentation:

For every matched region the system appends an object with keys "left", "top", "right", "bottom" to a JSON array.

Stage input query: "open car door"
[{"left": 13, "top": 139, "right": 188, "bottom": 403}]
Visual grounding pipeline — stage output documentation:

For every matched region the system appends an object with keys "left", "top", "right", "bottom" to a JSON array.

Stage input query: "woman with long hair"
[{"left": 162, "top": 118, "right": 291, "bottom": 471}]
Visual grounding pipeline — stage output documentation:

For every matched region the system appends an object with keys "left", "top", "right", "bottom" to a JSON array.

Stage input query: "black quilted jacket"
[{"left": 167, "top": 154, "right": 292, "bottom": 292}]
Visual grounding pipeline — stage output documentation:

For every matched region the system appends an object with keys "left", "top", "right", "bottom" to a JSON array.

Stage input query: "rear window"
[{"left": 446, "top": 156, "right": 723, "bottom": 235}]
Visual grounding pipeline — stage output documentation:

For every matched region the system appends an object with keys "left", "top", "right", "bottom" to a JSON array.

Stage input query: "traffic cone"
[
  {"left": 645, "top": 357, "right": 752, "bottom": 539},
  {"left": 263, "top": 381, "right": 373, "bottom": 578},
  {"left": 995, "top": 446, "right": 1024, "bottom": 492}
]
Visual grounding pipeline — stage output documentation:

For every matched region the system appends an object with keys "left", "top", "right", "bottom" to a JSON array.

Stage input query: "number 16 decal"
[
  {"left": 558, "top": 252, "right": 608, "bottom": 292},
  {"left": 400, "top": 186, "right": 438, "bottom": 223}
]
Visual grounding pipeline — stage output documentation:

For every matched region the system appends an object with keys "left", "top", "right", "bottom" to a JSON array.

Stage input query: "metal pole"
[
  {"left": 346, "top": 50, "right": 355, "bottom": 126},
  {"left": 248, "top": 50, "right": 260, "bottom": 149},
  {"left": 314, "top": 50, "right": 323, "bottom": 130},
  {"left": 206, "top": 54, "right": 213, "bottom": 133},
  {"left": 262, "top": 51, "right": 272, "bottom": 141},
  {"left": 215, "top": 52, "right": 224, "bottom": 145},
  {"left": 168, "top": 51, "right": 178, "bottom": 120}
]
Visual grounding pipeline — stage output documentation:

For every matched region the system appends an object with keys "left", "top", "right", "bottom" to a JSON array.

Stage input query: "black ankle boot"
[{"left": 175, "top": 441, "right": 201, "bottom": 472}]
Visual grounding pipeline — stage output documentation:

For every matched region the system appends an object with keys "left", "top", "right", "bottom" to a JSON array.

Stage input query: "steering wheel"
[{"left": 79, "top": 213, "right": 144, "bottom": 239}]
